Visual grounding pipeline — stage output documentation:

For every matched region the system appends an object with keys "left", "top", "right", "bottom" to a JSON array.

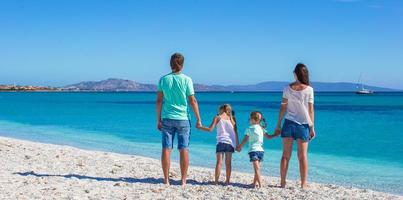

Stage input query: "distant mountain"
[
  {"left": 193, "top": 84, "right": 228, "bottom": 92},
  {"left": 62, "top": 78, "right": 398, "bottom": 92},
  {"left": 63, "top": 78, "right": 156, "bottom": 91},
  {"left": 224, "top": 81, "right": 397, "bottom": 92},
  {"left": 311, "top": 82, "right": 395, "bottom": 92}
]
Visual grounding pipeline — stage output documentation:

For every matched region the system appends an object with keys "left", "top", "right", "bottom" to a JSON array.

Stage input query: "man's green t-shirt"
[{"left": 157, "top": 73, "right": 195, "bottom": 120}]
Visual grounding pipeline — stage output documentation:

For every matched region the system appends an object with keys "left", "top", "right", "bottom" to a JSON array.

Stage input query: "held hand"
[
  {"left": 196, "top": 120, "right": 202, "bottom": 129},
  {"left": 235, "top": 146, "right": 241, "bottom": 152},
  {"left": 309, "top": 128, "right": 316, "bottom": 140},
  {"left": 274, "top": 127, "right": 281, "bottom": 136},
  {"left": 157, "top": 120, "right": 162, "bottom": 131}
]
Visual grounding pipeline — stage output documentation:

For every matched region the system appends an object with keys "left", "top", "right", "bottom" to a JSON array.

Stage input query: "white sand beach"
[{"left": 0, "top": 136, "right": 401, "bottom": 200}]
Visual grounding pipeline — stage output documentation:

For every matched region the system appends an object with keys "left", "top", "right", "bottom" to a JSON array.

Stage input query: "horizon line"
[{"left": 1, "top": 78, "right": 401, "bottom": 90}]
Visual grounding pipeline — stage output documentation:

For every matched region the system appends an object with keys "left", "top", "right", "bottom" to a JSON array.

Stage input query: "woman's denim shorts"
[
  {"left": 161, "top": 118, "right": 191, "bottom": 150},
  {"left": 281, "top": 119, "right": 310, "bottom": 141}
]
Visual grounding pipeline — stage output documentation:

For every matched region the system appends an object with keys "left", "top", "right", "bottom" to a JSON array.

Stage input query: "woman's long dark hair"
[{"left": 294, "top": 63, "right": 310, "bottom": 85}]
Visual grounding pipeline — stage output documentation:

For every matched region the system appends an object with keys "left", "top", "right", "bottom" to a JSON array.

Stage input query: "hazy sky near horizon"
[{"left": 1, "top": 0, "right": 402, "bottom": 89}]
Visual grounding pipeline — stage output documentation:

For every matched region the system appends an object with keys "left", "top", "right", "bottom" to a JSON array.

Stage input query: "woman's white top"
[
  {"left": 216, "top": 116, "right": 236, "bottom": 148},
  {"left": 283, "top": 85, "right": 314, "bottom": 125}
]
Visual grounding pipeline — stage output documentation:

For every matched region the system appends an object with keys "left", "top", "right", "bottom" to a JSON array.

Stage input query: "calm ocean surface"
[{"left": 0, "top": 92, "right": 402, "bottom": 194}]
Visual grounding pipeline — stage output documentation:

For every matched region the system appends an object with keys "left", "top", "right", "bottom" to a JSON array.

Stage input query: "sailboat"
[{"left": 356, "top": 75, "right": 374, "bottom": 95}]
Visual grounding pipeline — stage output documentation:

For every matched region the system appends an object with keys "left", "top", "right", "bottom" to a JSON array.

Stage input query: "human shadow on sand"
[{"left": 13, "top": 171, "right": 253, "bottom": 188}]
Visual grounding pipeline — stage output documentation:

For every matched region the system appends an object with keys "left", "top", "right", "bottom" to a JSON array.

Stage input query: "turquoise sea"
[{"left": 0, "top": 92, "right": 402, "bottom": 194}]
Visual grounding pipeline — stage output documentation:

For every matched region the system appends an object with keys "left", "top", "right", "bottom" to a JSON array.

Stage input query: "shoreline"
[
  {"left": 0, "top": 136, "right": 401, "bottom": 199},
  {"left": 1, "top": 90, "right": 403, "bottom": 93}
]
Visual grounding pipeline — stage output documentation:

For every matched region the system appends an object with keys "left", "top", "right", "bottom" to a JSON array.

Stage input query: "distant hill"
[
  {"left": 63, "top": 78, "right": 156, "bottom": 91},
  {"left": 62, "top": 78, "right": 398, "bottom": 92},
  {"left": 224, "top": 81, "right": 397, "bottom": 92}
]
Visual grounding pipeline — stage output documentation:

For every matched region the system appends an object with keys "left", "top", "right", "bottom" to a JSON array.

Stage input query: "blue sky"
[{"left": 0, "top": 0, "right": 402, "bottom": 89}]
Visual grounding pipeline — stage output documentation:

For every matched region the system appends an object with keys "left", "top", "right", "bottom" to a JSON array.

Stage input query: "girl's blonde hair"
[
  {"left": 250, "top": 111, "right": 267, "bottom": 129},
  {"left": 218, "top": 104, "right": 232, "bottom": 117}
]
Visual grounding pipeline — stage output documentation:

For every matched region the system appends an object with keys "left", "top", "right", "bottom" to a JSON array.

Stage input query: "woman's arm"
[
  {"left": 197, "top": 116, "right": 219, "bottom": 132},
  {"left": 156, "top": 92, "right": 163, "bottom": 130},
  {"left": 189, "top": 95, "right": 202, "bottom": 128},
  {"left": 264, "top": 132, "right": 276, "bottom": 140},
  {"left": 308, "top": 102, "right": 315, "bottom": 139},
  {"left": 236, "top": 135, "right": 249, "bottom": 152},
  {"left": 275, "top": 98, "right": 288, "bottom": 135}
]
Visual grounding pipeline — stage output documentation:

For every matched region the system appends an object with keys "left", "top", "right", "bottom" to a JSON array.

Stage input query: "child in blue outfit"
[{"left": 236, "top": 111, "right": 278, "bottom": 188}]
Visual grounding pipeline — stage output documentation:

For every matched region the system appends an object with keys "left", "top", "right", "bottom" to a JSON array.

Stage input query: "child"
[
  {"left": 236, "top": 111, "right": 277, "bottom": 188},
  {"left": 197, "top": 104, "right": 239, "bottom": 185}
]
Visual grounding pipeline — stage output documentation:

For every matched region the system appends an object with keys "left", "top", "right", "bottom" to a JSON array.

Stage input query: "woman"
[
  {"left": 274, "top": 63, "right": 316, "bottom": 189},
  {"left": 156, "top": 53, "right": 202, "bottom": 187}
]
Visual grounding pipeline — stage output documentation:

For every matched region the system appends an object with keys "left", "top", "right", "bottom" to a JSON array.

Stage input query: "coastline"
[
  {"left": 0, "top": 136, "right": 400, "bottom": 199},
  {"left": 1, "top": 90, "right": 403, "bottom": 93}
]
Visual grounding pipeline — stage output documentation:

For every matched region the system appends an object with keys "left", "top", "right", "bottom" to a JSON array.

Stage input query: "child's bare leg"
[
  {"left": 252, "top": 173, "right": 257, "bottom": 186},
  {"left": 251, "top": 162, "right": 258, "bottom": 186},
  {"left": 253, "top": 160, "right": 262, "bottom": 188},
  {"left": 224, "top": 152, "right": 232, "bottom": 184},
  {"left": 215, "top": 153, "right": 223, "bottom": 184}
]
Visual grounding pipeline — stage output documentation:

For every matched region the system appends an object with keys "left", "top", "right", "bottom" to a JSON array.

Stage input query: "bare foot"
[
  {"left": 280, "top": 181, "right": 286, "bottom": 188},
  {"left": 163, "top": 179, "right": 170, "bottom": 186},
  {"left": 224, "top": 180, "right": 230, "bottom": 185},
  {"left": 301, "top": 184, "right": 309, "bottom": 190},
  {"left": 181, "top": 180, "right": 187, "bottom": 188}
]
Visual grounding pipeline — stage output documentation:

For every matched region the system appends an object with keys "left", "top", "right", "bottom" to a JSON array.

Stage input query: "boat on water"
[
  {"left": 356, "top": 75, "right": 374, "bottom": 95},
  {"left": 356, "top": 88, "right": 374, "bottom": 94}
]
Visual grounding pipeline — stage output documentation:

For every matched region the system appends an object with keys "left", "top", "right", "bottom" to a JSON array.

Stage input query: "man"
[{"left": 156, "top": 53, "right": 202, "bottom": 187}]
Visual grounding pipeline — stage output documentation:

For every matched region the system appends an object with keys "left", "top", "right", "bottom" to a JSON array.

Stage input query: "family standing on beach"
[{"left": 156, "top": 53, "right": 315, "bottom": 188}]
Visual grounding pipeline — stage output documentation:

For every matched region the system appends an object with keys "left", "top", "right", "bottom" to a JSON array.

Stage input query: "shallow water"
[{"left": 0, "top": 92, "right": 402, "bottom": 194}]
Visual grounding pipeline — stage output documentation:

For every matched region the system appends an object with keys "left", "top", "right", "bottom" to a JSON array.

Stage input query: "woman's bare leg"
[
  {"left": 280, "top": 138, "right": 294, "bottom": 188},
  {"left": 297, "top": 139, "right": 309, "bottom": 188}
]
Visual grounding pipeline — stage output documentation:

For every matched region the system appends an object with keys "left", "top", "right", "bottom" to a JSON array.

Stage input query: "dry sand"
[{"left": 0, "top": 136, "right": 401, "bottom": 200}]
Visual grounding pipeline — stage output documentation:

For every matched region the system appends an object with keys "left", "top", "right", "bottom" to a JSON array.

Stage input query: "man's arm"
[
  {"left": 198, "top": 116, "right": 219, "bottom": 132},
  {"left": 188, "top": 95, "right": 202, "bottom": 127},
  {"left": 156, "top": 91, "right": 163, "bottom": 130}
]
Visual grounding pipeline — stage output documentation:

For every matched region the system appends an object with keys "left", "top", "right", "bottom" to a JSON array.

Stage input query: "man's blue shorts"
[{"left": 161, "top": 118, "right": 191, "bottom": 150}]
